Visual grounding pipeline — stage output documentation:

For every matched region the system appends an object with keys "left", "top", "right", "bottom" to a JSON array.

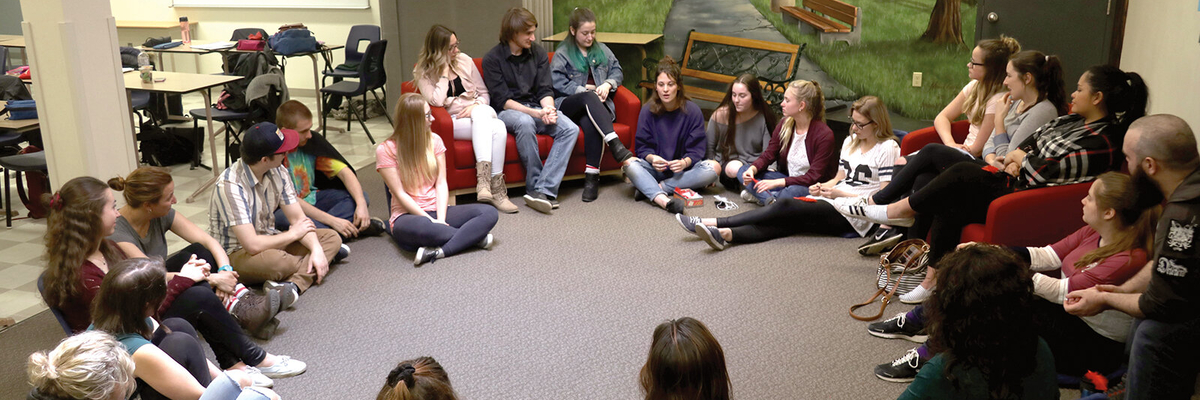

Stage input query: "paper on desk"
[{"left": 191, "top": 41, "right": 237, "bottom": 50}]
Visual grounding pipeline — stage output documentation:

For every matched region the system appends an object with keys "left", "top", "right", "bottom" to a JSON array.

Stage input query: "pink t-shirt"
[
  {"left": 961, "top": 80, "right": 1005, "bottom": 148},
  {"left": 375, "top": 134, "right": 446, "bottom": 224},
  {"left": 1049, "top": 225, "right": 1148, "bottom": 292}
]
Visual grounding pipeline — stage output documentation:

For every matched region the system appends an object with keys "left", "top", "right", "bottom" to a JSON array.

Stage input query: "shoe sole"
[
  {"left": 264, "top": 281, "right": 299, "bottom": 310},
  {"left": 867, "top": 330, "right": 928, "bottom": 343},
  {"left": 248, "top": 317, "right": 279, "bottom": 341},
  {"left": 675, "top": 214, "right": 696, "bottom": 234},
  {"left": 874, "top": 373, "right": 917, "bottom": 383},
  {"left": 524, "top": 195, "right": 553, "bottom": 214},
  {"left": 696, "top": 224, "right": 727, "bottom": 251},
  {"left": 259, "top": 364, "right": 306, "bottom": 379},
  {"left": 858, "top": 234, "right": 904, "bottom": 256}
]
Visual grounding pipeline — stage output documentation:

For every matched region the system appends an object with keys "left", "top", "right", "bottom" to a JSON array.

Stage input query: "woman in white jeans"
[{"left": 414, "top": 24, "right": 516, "bottom": 213}]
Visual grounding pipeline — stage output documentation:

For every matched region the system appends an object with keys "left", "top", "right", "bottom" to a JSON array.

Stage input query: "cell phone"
[{"left": 154, "top": 78, "right": 166, "bottom": 83}]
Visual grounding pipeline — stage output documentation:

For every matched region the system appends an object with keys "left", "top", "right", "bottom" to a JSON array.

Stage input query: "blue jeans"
[
  {"left": 736, "top": 164, "right": 811, "bottom": 205},
  {"left": 625, "top": 158, "right": 718, "bottom": 201},
  {"left": 497, "top": 108, "right": 579, "bottom": 198},
  {"left": 1126, "top": 317, "right": 1200, "bottom": 400},
  {"left": 200, "top": 372, "right": 272, "bottom": 400},
  {"left": 274, "top": 189, "right": 367, "bottom": 231}
]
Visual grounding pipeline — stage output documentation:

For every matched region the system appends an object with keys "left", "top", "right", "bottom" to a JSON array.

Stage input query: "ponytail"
[
  {"left": 1085, "top": 65, "right": 1150, "bottom": 133},
  {"left": 1040, "top": 56, "right": 1068, "bottom": 115}
]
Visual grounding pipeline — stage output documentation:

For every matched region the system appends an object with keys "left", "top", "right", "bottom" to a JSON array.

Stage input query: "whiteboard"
[{"left": 172, "top": 0, "right": 369, "bottom": 9}]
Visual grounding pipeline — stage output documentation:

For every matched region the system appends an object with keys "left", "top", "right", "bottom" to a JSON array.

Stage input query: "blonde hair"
[
  {"left": 387, "top": 93, "right": 438, "bottom": 194},
  {"left": 27, "top": 331, "right": 136, "bottom": 400},
  {"left": 847, "top": 96, "right": 897, "bottom": 153},
  {"left": 777, "top": 80, "right": 825, "bottom": 154},
  {"left": 414, "top": 25, "right": 458, "bottom": 85},
  {"left": 963, "top": 36, "right": 1020, "bottom": 126}
]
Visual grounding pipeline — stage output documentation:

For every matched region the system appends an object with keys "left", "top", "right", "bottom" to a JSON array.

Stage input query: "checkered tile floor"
[{"left": 0, "top": 94, "right": 388, "bottom": 330}]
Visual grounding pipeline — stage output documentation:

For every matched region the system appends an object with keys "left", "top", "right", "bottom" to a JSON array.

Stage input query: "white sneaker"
[
  {"left": 835, "top": 197, "right": 915, "bottom": 228},
  {"left": 899, "top": 285, "right": 933, "bottom": 304},
  {"left": 739, "top": 189, "right": 757, "bottom": 203},
  {"left": 477, "top": 234, "right": 495, "bottom": 250},
  {"left": 242, "top": 366, "right": 274, "bottom": 387},
  {"left": 256, "top": 355, "right": 306, "bottom": 378}
]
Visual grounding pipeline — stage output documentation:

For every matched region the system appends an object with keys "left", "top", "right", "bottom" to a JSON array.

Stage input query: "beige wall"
[
  {"left": 109, "top": 0, "right": 380, "bottom": 95},
  {"left": 1120, "top": 0, "right": 1200, "bottom": 131}
]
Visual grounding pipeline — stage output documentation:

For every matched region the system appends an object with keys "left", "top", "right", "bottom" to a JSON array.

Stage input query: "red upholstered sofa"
[
  {"left": 400, "top": 53, "right": 640, "bottom": 201},
  {"left": 900, "top": 121, "right": 1091, "bottom": 246}
]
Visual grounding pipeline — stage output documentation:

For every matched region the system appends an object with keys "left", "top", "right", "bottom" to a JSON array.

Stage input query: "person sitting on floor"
[
  {"left": 676, "top": 96, "right": 899, "bottom": 250},
  {"left": 623, "top": 56, "right": 718, "bottom": 213},
  {"left": 414, "top": 24, "right": 517, "bottom": 214},
  {"left": 550, "top": 6, "right": 636, "bottom": 202},
  {"left": 26, "top": 331, "right": 136, "bottom": 400},
  {"left": 869, "top": 172, "right": 1158, "bottom": 382},
  {"left": 209, "top": 122, "right": 344, "bottom": 304},
  {"left": 274, "top": 100, "right": 387, "bottom": 240},
  {"left": 640, "top": 317, "right": 731, "bottom": 400},
  {"left": 706, "top": 74, "right": 777, "bottom": 192},
  {"left": 894, "top": 245, "right": 1058, "bottom": 400},
  {"left": 40, "top": 176, "right": 303, "bottom": 387},
  {"left": 376, "top": 357, "right": 458, "bottom": 400},
  {"left": 90, "top": 258, "right": 283, "bottom": 400},
  {"left": 736, "top": 79, "right": 836, "bottom": 206},
  {"left": 377, "top": 93, "right": 499, "bottom": 267}
]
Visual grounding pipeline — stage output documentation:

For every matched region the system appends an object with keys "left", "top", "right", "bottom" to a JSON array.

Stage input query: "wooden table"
[
  {"left": 543, "top": 32, "right": 663, "bottom": 97},
  {"left": 0, "top": 118, "right": 38, "bottom": 133},
  {"left": 117, "top": 20, "right": 199, "bottom": 29},
  {"left": 0, "top": 34, "right": 28, "bottom": 66},
  {"left": 124, "top": 71, "right": 241, "bottom": 202}
]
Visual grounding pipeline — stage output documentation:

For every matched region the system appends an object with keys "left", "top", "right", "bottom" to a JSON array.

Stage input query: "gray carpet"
[{"left": 2, "top": 166, "right": 1078, "bottom": 399}]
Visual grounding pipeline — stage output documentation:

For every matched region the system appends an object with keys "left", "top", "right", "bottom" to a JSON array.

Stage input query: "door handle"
[{"left": 987, "top": 12, "right": 999, "bottom": 23}]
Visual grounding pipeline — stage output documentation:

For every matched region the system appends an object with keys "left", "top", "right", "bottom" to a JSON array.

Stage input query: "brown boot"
[
  {"left": 475, "top": 161, "right": 493, "bottom": 202},
  {"left": 490, "top": 173, "right": 519, "bottom": 214},
  {"left": 231, "top": 290, "right": 281, "bottom": 340}
]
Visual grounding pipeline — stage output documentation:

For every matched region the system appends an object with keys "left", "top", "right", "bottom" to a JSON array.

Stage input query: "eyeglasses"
[
  {"left": 968, "top": 60, "right": 985, "bottom": 67},
  {"left": 449, "top": 43, "right": 459, "bottom": 51},
  {"left": 851, "top": 120, "right": 875, "bottom": 130},
  {"left": 425, "top": 112, "right": 434, "bottom": 120},
  {"left": 713, "top": 195, "right": 739, "bottom": 211}
]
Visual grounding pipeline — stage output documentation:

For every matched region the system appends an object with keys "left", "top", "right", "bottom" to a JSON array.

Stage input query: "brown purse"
[{"left": 850, "top": 239, "right": 930, "bottom": 321}]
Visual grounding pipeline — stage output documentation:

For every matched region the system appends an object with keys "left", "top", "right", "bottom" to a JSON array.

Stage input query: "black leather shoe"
[{"left": 582, "top": 173, "right": 600, "bottom": 202}]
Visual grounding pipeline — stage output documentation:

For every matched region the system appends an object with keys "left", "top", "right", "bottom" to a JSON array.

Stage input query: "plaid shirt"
[
  {"left": 208, "top": 160, "right": 298, "bottom": 253},
  {"left": 1015, "top": 114, "right": 1117, "bottom": 190}
]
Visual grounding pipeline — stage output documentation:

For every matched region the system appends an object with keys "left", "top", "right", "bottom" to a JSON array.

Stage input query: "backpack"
[
  {"left": 137, "top": 122, "right": 196, "bottom": 167},
  {"left": 216, "top": 51, "right": 279, "bottom": 111},
  {"left": 269, "top": 28, "right": 318, "bottom": 55},
  {"left": 16, "top": 146, "right": 50, "bottom": 219}
]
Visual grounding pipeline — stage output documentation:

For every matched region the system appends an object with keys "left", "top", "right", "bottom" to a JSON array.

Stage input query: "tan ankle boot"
[
  {"left": 475, "top": 161, "right": 493, "bottom": 202},
  {"left": 490, "top": 173, "right": 519, "bottom": 213}
]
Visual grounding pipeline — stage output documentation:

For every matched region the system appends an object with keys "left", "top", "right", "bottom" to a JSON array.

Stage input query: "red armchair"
[
  {"left": 899, "top": 121, "right": 1089, "bottom": 246},
  {"left": 400, "top": 54, "right": 640, "bottom": 201}
]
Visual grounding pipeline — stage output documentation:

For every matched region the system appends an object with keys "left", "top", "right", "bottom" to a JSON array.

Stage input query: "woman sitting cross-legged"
[
  {"left": 706, "top": 74, "right": 777, "bottom": 192},
  {"left": 377, "top": 93, "right": 499, "bottom": 266},
  {"left": 735, "top": 79, "right": 836, "bottom": 206},
  {"left": 675, "top": 96, "right": 899, "bottom": 250},
  {"left": 623, "top": 56, "right": 719, "bottom": 213},
  {"left": 869, "top": 172, "right": 1158, "bottom": 383},
  {"left": 40, "top": 177, "right": 305, "bottom": 389},
  {"left": 90, "top": 258, "right": 281, "bottom": 400},
  {"left": 640, "top": 317, "right": 731, "bottom": 400},
  {"left": 375, "top": 357, "right": 458, "bottom": 400}
]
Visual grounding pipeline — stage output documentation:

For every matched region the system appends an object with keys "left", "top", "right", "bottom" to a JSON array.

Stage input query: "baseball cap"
[{"left": 241, "top": 122, "right": 299, "bottom": 162}]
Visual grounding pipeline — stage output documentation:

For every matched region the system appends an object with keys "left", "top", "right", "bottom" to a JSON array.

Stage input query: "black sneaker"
[
  {"left": 874, "top": 348, "right": 925, "bottom": 383},
  {"left": 867, "top": 312, "right": 927, "bottom": 342},
  {"left": 333, "top": 244, "right": 350, "bottom": 263},
  {"left": 665, "top": 197, "right": 685, "bottom": 213},
  {"left": 675, "top": 214, "right": 702, "bottom": 234},
  {"left": 696, "top": 224, "right": 728, "bottom": 251},
  {"left": 582, "top": 173, "right": 600, "bottom": 202},
  {"left": 414, "top": 247, "right": 443, "bottom": 267},
  {"left": 359, "top": 217, "right": 387, "bottom": 237},
  {"left": 523, "top": 193, "right": 553, "bottom": 214},
  {"left": 859, "top": 226, "right": 905, "bottom": 256},
  {"left": 608, "top": 138, "right": 634, "bottom": 163}
]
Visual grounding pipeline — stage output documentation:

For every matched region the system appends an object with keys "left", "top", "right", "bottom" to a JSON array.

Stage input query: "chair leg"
[
  {"left": 355, "top": 94, "right": 375, "bottom": 144},
  {"left": 191, "top": 118, "right": 200, "bottom": 170},
  {"left": 370, "top": 90, "right": 392, "bottom": 126},
  {"left": 322, "top": 100, "right": 330, "bottom": 137},
  {"left": 5, "top": 168, "right": 11, "bottom": 228}
]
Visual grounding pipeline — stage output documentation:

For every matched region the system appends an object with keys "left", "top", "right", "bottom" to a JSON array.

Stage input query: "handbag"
[
  {"left": 142, "top": 36, "right": 172, "bottom": 47},
  {"left": 237, "top": 39, "right": 266, "bottom": 51},
  {"left": 850, "top": 239, "right": 930, "bottom": 321},
  {"left": 2, "top": 100, "right": 37, "bottom": 120}
]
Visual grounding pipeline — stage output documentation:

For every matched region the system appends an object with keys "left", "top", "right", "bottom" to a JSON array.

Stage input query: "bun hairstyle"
[
  {"left": 107, "top": 166, "right": 173, "bottom": 208},
  {"left": 965, "top": 36, "right": 1021, "bottom": 125},
  {"left": 1085, "top": 64, "right": 1149, "bottom": 134},
  {"left": 640, "top": 317, "right": 731, "bottom": 400},
  {"left": 1008, "top": 50, "right": 1068, "bottom": 116},
  {"left": 42, "top": 177, "right": 123, "bottom": 313},
  {"left": 27, "top": 331, "right": 136, "bottom": 400},
  {"left": 376, "top": 357, "right": 457, "bottom": 400},
  {"left": 649, "top": 56, "right": 686, "bottom": 114}
]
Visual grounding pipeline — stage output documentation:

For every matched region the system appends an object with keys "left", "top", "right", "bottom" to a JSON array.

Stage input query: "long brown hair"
[
  {"left": 964, "top": 36, "right": 1020, "bottom": 126},
  {"left": 414, "top": 25, "right": 458, "bottom": 85},
  {"left": 847, "top": 96, "right": 897, "bottom": 153},
  {"left": 91, "top": 258, "right": 167, "bottom": 339},
  {"left": 108, "top": 166, "right": 172, "bottom": 208},
  {"left": 640, "top": 317, "right": 731, "bottom": 400},
  {"left": 649, "top": 56, "right": 687, "bottom": 115},
  {"left": 1075, "top": 172, "right": 1159, "bottom": 269},
  {"left": 42, "top": 177, "right": 123, "bottom": 311},
  {"left": 777, "top": 80, "right": 825, "bottom": 156},
  {"left": 714, "top": 74, "right": 777, "bottom": 163},
  {"left": 386, "top": 93, "right": 438, "bottom": 194},
  {"left": 1008, "top": 50, "right": 1067, "bottom": 116},
  {"left": 376, "top": 357, "right": 458, "bottom": 400}
]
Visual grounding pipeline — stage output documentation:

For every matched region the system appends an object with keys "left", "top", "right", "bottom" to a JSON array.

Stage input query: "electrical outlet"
[{"left": 912, "top": 72, "right": 923, "bottom": 88}]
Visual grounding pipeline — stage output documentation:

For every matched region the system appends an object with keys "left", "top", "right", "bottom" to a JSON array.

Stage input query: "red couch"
[
  {"left": 900, "top": 121, "right": 1090, "bottom": 246},
  {"left": 400, "top": 54, "right": 640, "bottom": 201}
]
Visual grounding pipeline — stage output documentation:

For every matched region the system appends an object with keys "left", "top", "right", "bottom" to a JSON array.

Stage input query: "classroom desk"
[
  {"left": 124, "top": 71, "right": 241, "bottom": 202},
  {"left": 117, "top": 20, "right": 198, "bottom": 29},
  {"left": 543, "top": 32, "right": 662, "bottom": 97},
  {"left": 0, "top": 118, "right": 38, "bottom": 133},
  {"left": 0, "top": 35, "right": 28, "bottom": 66}
]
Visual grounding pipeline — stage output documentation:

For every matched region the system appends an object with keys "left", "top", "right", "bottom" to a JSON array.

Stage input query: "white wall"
[
  {"left": 109, "top": 0, "right": 381, "bottom": 95},
  {"left": 1120, "top": 0, "right": 1200, "bottom": 131}
]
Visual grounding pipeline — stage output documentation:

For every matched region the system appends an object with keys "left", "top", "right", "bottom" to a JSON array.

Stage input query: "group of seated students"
[{"left": 23, "top": 5, "right": 1200, "bottom": 400}]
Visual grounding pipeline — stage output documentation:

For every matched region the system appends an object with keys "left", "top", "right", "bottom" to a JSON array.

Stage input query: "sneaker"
[
  {"left": 359, "top": 217, "right": 387, "bottom": 237},
  {"left": 1104, "top": 377, "right": 1126, "bottom": 400},
  {"left": 333, "top": 244, "right": 350, "bottom": 263},
  {"left": 477, "top": 234, "right": 495, "bottom": 250},
  {"left": 874, "top": 348, "right": 925, "bottom": 383},
  {"left": 230, "top": 291, "right": 279, "bottom": 340},
  {"left": 696, "top": 224, "right": 728, "bottom": 251},
  {"left": 867, "top": 313, "right": 928, "bottom": 343},
  {"left": 523, "top": 193, "right": 553, "bottom": 214},
  {"left": 739, "top": 189, "right": 757, "bottom": 203},
  {"left": 414, "top": 247, "right": 443, "bottom": 267},
  {"left": 836, "top": 197, "right": 915, "bottom": 228},
  {"left": 665, "top": 197, "right": 685, "bottom": 214},
  {"left": 899, "top": 285, "right": 933, "bottom": 304},
  {"left": 264, "top": 281, "right": 299, "bottom": 310},
  {"left": 858, "top": 226, "right": 905, "bottom": 256},
  {"left": 241, "top": 366, "right": 274, "bottom": 388},
  {"left": 675, "top": 214, "right": 702, "bottom": 234},
  {"left": 550, "top": 197, "right": 560, "bottom": 209},
  {"left": 256, "top": 355, "right": 306, "bottom": 379}
]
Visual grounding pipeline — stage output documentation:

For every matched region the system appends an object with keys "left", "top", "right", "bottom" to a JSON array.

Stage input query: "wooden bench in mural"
[
  {"left": 639, "top": 30, "right": 805, "bottom": 109},
  {"left": 781, "top": 0, "right": 861, "bottom": 46}
]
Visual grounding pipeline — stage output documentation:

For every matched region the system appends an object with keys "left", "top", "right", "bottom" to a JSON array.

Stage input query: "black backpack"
[
  {"left": 217, "top": 51, "right": 279, "bottom": 111},
  {"left": 137, "top": 123, "right": 197, "bottom": 167}
]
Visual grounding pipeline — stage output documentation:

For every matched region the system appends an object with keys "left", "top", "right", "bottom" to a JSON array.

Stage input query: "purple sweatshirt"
[{"left": 636, "top": 101, "right": 707, "bottom": 162}]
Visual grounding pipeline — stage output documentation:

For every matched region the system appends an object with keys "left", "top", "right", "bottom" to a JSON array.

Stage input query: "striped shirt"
[
  {"left": 1016, "top": 114, "right": 1117, "bottom": 190},
  {"left": 208, "top": 160, "right": 298, "bottom": 252}
]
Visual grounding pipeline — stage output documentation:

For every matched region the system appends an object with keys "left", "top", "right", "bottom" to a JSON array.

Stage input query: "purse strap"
[
  {"left": 848, "top": 239, "right": 929, "bottom": 321},
  {"left": 850, "top": 263, "right": 907, "bottom": 321}
]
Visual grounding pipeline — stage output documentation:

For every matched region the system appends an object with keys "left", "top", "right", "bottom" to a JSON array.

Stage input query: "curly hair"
[
  {"left": 41, "top": 177, "right": 123, "bottom": 311},
  {"left": 925, "top": 245, "right": 1036, "bottom": 399}
]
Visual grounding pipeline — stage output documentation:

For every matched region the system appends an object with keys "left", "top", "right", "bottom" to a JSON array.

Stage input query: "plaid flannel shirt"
[{"left": 1015, "top": 114, "right": 1117, "bottom": 190}]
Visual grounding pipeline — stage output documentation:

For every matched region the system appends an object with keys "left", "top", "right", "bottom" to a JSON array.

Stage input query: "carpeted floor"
[{"left": 1, "top": 166, "right": 1085, "bottom": 399}]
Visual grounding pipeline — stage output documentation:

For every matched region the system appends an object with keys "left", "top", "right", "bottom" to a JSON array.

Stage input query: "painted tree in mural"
[{"left": 920, "top": 0, "right": 964, "bottom": 44}]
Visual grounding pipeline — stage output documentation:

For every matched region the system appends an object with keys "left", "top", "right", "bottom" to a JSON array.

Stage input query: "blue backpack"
[{"left": 269, "top": 29, "right": 318, "bottom": 55}]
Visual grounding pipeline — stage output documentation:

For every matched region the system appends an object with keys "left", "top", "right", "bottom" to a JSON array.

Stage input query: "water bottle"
[
  {"left": 138, "top": 51, "right": 152, "bottom": 83},
  {"left": 137, "top": 51, "right": 149, "bottom": 68},
  {"left": 179, "top": 17, "right": 191, "bottom": 44}
]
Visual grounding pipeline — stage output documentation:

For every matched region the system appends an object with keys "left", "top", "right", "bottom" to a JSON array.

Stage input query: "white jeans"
[{"left": 451, "top": 105, "right": 507, "bottom": 175}]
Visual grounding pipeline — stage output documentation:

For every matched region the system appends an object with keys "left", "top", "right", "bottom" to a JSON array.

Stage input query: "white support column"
[{"left": 20, "top": 0, "right": 136, "bottom": 189}]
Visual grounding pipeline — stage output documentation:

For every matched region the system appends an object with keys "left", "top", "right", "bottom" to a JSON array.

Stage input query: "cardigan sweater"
[{"left": 751, "top": 119, "right": 837, "bottom": 186}]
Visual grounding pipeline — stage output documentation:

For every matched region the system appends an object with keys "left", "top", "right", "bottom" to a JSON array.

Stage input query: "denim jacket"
[{"left": 550, "top": 41, "right": 622, "bottom": 111}]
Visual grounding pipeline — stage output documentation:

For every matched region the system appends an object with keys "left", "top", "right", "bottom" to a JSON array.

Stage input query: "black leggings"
[
  {"left": 716, "top": 198, "right": 856, "bottom": 243},
  {"left": 1031, "top": 298, "right": 1126, "bottom": 376},
  {"left": 164, "top": 242, "right": 218, "bottom": 273},
  {"left": 138, "top": 318, "right": 211, "bottom": 400},
  {"left": 558, "top": 92, "right": 618, "bottom": 169},
  {"left": 908, "top": 162, "right": 1015, "bottom": 262},
  {"left": 161, "top": 243, "right": 267, "bottom": 369},
  {"left": 873, "top": 143, "right": 977, "bottom": 205},
  {"left": 389, "top": 204, "right": 499, "bottom": 256}
]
